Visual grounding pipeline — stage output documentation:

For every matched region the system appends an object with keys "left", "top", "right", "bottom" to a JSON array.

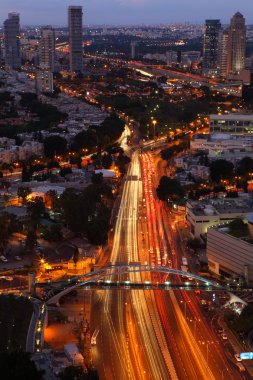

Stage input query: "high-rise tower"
[
  {"left": 203, "top": 20, "right": 221, "bottom": 77},
  {"left": 218, "top": 29, "right": 229, "bottom": 78},
  {"left": 227, "top": 12, "right": 246, "bottom": 75},
  {"left": 68, "top": 6, "right": 83, "bottom": 72},
  {"left": 4, "top": 13, "right": 21, "bottom": 70},
  {"left": 39, "top": 26, "right": 55, "bottom": 72}
]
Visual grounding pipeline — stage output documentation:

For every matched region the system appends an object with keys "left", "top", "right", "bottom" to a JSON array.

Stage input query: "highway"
[
  {"left": 90, "top": 144, "right": 251, "bottom": 379},
  {"left": 92, "top": 151, "right": 171, "bottom": 380},
  {"left": 142, "top": 150, "right": 249, "bottom": 380}
]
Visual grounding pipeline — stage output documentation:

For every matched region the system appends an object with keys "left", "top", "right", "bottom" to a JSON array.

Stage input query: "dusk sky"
[{"left": 0, "top": 0, "right": 252, "bottom": 25}]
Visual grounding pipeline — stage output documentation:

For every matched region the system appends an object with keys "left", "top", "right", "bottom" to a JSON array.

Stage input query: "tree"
[
  {"left": 44, "top": 135, "right": 68, "bottom": 159},
  {"left": 187, "top": 237, "right": 202, "bottom": 253},
  {"left": 0, "top": 351, "right": 43, "bottom": 380},
  {"left": 237, "top": 157, "right": 253, "bottom": 176},
  {"left": 25, "top": 228, "right": 37, "bottom": 251},
  {"left": 91, "top": 173, "right": 103, "bottom": 185},
  {"left": 21, "top": 163, "right": 31, "bottom": 182},
  {"left": 60, "top": 167, "right": 72, "bottom": 177},
  {"left": 17, "top": 186, "right": 31, "bottom": 204},
  {"left": 27, "top": 197, "right": 45, "bottom": 224},
  {"left": 59, "top": 366, "right": 99, "bottom": 380},
  {"left": 209, "top": 159, "right": 234, "bottom": 183},
  {"left": 156, "top": 176, "right": 184, "bottom": 201},
  {"left": 0, "top": 213, "right": 15, "bottom": 253}
]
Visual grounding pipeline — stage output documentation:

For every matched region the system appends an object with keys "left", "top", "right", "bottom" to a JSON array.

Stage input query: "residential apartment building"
[
  {"left": 4, "top": 13, "right": 21, "bottom": 70},
  {"left": 68, "top": 6, "right": 83, "bottom": 72},
  {"left": 202, "top": 20, "right": 221, "bottom": 77}
]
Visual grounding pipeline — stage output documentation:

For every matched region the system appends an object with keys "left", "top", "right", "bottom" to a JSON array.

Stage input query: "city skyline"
[{"left": 0, "top": 0, "right": 252, "bottom": 25}]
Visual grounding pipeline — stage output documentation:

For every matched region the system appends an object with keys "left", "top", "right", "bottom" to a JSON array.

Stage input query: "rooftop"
[
  {"left": 210, "top": 114, "right": 253, "bottom": 121},
  {"left": 188, "top": 197, "right": 253, "bottom": 217}
]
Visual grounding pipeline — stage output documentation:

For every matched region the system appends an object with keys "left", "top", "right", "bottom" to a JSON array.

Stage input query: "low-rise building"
[
  {"left": 186, "top": 197, "right": 253, "bottom": 238},
  {"left": 209, "top": 114, "right": 253, "bottom": 135},
  {"left": 64, "top": 343, "right": 84, "bottom": 366},
  {"left": 190, "top": 133, "right": 253, "bottom": 156},
  {"left": 207, "top": 216, "right": 253, "bottom": 283}
]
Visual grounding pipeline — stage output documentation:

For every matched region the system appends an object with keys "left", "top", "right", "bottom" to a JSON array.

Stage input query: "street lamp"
[{"left": 151, "top": 119, "right": 157, "bottom": 140}]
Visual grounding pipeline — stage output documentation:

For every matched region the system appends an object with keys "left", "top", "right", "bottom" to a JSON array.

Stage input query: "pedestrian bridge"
[{"left": 33, "top": 263, "right": 253, "bottom": 305}]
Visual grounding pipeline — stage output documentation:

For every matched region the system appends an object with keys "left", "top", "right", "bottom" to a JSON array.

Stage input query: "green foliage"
[
  {"left": 42, "top": 224, "right": 62, "bottom": 242},
  {"left": 210, "top": 159, "right": 234, "bottom": 183},
  {"left": 72, "top": 115, "right": 124, "bottom": 153},
  {"left": 230, "top": 304, "right": 253, "bottom": 334},
  {"left": 20, "top": 92, "right": 67, "bottom": 131},
  {"left": 17, "top": 186, "right": 31, "bottom": 203},
  {"left": 91, "top": 173, "right": 103, "bottom": 184},
  {"left": 60, "top": 167, "right": 72, "bottom": 177},
  {"left": 27, "top": 197, "right": 45, "bottom": 223},
  {"left": 187, "top": 237, "right": 202, "bottom": 253},
  {"left": 59, "top": 366, "right": 99, "bottom": 380},
  {"left": 22, "top": 164, "right": 32, "bottom": 183},
  {"left": 44, "top": 135, "right": 68, "bottom": 159},
  {"left": 0, "top": 213, "right": 17, "bottom": 252},
  {"left": 0, "top": 295, "right": 33, "bottom": 352},
  {"left": 161, "top": 142, "right": 188, "bottom": 160},
  {"left": 0, "top": 351, "right": 43, "bottom": 380},
  {"left": 25, "top": 228, "right": 37, "bottom": 251},
  {"left": 156, "top": 176, "right": 184, "bottom": 201},
  {"left": 59, "top": 182, "right": 112, "bottom": 244},
  {"left": 237, "top": 157, "right": 253, "bottom": 176}
]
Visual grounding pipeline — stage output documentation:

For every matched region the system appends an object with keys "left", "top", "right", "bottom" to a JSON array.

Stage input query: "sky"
[{"left": 0, "top": 0, "right": 253, "bottom": 26}]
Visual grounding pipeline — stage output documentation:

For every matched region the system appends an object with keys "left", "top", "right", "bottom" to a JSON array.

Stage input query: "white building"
[
  {"left": 64, "top": 344, "right": 84, "bottom": 366},
  {"left": 207, "top": 216, "right": 253, "bottom": 283},
  {"left": 209, "top": 114, "right": 253, "bottom": 135},
  {"left": 190, "top": 133, "right": 253, "bottom": 159},
  {"left": 186, "top": 197, "right": 253, "bottom": 239}
]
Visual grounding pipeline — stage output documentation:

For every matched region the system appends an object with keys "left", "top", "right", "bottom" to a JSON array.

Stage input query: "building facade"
[
  {"left": 218, "top": 29, "right": 229, "bottom": 78},
  {"left": 207, "top": 225, "right": 253, "bottom": 284},
  {"left": 4, "top": 13, "right": 21, "bottom": 70},
  {"left": 39, "top": 26, "right": 55, "bottom": 72},
  {"left": 68, "top": 6, "right": 83, "bottom": 72},
  {"left": 36, "top": 66, "right": 54, "bottom": 93},
  {"left": 186, "top": 198, "right": 253, "bottom": 238},
  {"left": 202, "top": 20, "right": 221, "bottom": 77},
  {"left": 227, "top": 12, "right": 246, "bottom": 76},
  {"left": 209, "top": 114, "right": 253, "bottom": 135}
]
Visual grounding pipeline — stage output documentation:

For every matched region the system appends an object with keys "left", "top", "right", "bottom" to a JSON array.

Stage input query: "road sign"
[{"left": 240, "top": 352, "right": 253, "bottom": 360}]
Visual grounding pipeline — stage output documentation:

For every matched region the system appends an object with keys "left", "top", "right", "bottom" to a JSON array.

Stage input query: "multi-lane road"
[{"left": 91, "top": 148, "right": 249, "bottom": 379}]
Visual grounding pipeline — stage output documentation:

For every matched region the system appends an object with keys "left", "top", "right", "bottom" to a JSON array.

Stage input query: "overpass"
[{"left": 33, "top": 263, "right": 253, "bottom": 305}]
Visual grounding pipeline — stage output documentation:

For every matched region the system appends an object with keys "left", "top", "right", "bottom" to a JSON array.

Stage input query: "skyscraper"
[
  {"left": 39, "top": 26, "right": 55, "bottom": 72},
  {"left": 4, "top": 13, "right": 21, "bottom": 70},
  {"left": 203, "top": 20, "right": 221, "bottom": 77},
  {"left": 36, "top": 26, "right": 55, "bottom": 94},
  {"left": 227, "top": 12, "right": 246, "bottom": 76},
  {"left": 218, "top": 29, "right": 229, "bottom": 78},
  {"left": 68, "top": 6, "right": 83, "bottom": 72}
]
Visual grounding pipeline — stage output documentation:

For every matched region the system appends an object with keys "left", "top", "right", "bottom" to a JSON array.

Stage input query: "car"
[
  {"left": 15, "top": 256, "right": 22, "bottom": 261},
  {"left": 0, "top": 256, "right": 8, "bottom": 262},
  {"left": 221, "top": 333, "right": 228, "bottom": 340},
  {"left": 236, "top": 363, "right": 245, "bottom": 372},
  {"left": 234, "top": 354, "right": 242, "bottom": 362}
]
